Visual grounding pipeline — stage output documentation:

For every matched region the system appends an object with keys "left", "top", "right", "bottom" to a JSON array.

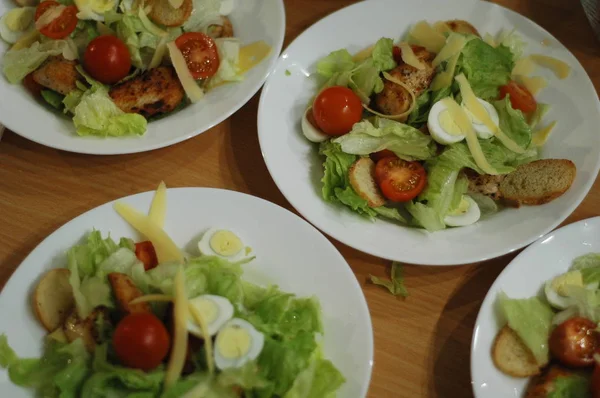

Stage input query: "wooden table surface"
[{"left": 1, "top": 0, "right": 599, "bottom": 397}]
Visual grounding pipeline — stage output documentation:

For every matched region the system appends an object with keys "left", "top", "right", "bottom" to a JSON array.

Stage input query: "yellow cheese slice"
[
  {"left": 455, "top": 73, "right": 525, "bottom": 154},
  {"left": 398, "top": 42, "right": 425, "bottom": 70},
  {"left": 35, "top": 5, "right": 65, "bottom": 30},
  {"left": 239, "top": 41, "right": 272, "bottom": 73},
  {"left": 149, "top": 35, "right": 168, "bottom": 69},
  {"left": 432, "top": 34, "right": 466, "bottom": 67},
  {"left": 148, "top": 181, "right": 167, "bottom": 227},
  {"left": 530, "top": 54, "right": 570, "bottom": 79},
  {"left": 113, "top": 201, "right": 184, "bottom": 264},
  {"left": 515, "top": 75, "right": 547, "bottom": 96},
  {"left": 512, "top": 57, "right": 536, "bottom": 77},
  {"left": 96, "top": 21, "right": 115, "bottom": 36},
  {"left": 10, "top": 29, "right": 39, "bottom": 51},
  {"left": 129, "top": 294, "right": 173, "bottom": 305},
  {"left": 353, "top": 44, "right": 375, "bottom": 62},
  {"left": 408, "top": 20, "right": 446, "bottom": 53},
  {"left": 167, "top": 42, "right": 204, "bottom": 103},
  {"left": 441, "top": 97, "right": 498, "bottom": 175},
  {"left": 483, "top": 33, "right": 496, "bottom": 47},
  {"left": 431, "top": 51, "right": 459, "bottom": 91},
  {"left": 432, "top": 21, "right": 452, "bottom": 34},
  {"left": 189, "top": 303, "right": 215, "bottom": 374},
  {"left": 165, "top": 267, "right": 188, "bottom": 387},
  {"left": 532, "top": 121, "right": 556, "bottom": 147}
]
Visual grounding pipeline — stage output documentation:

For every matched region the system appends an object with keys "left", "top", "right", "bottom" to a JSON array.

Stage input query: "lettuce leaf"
[
  {"left": 183, "top": 0, "right": 222, "bottom": 33},
  {"left": 208, "top": 38, "right": 243, "bottom": 88},
  {"left": 405, "top": 201, "right": 446, "bottom": 232},
  {"left": 547, "top": 375, "right": 590, "bottom": 398},
  {"left": 3, "top": 41, "right": 72, "bottom": 83},
  {"left": 528, "top": 103, "right": 551, "bottom": 129},
  {"left": 494, "top": 96, "right": 532, "bottom": 149},
  {"left": 496, "top": 29, "right": 527, "bottom": 61},
  {"left": 468, "top": 192, "right": 499, "bottom": 218},
  {"left": 316, "top": 49, "right": 354, "bottom": 78},
  {"left": 370, "top": 262, "right": 409, "bottom": 297},
  {"left": 372, "top": 206, "right": 407, "bottom": 223},
  {"left": 571, "top": 253, "right": 600, "bottom": 270},
  {"left": 283, "top": 355, "right": 345, "bottom": 398},
  {"left": 41, "top": 90, "right": 65, "bottom": 109},
  {"left": 370, "top": 37, "right": 396, "bottom": 71}
]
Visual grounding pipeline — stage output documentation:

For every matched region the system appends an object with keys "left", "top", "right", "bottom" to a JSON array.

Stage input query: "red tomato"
[
  {"left": 113, "top": 313, "right": 170, "bottom": 371},
  {"left": 83, "top": 36, "right": 131, "bottom": 84},
  {"left": 135, "top": 241, "right": 158, "bottom": 271},
  {"left": 312, "top": 86, "right": 363, "bottom": 136},
  {"left": 549, "top": 317, "right": 599, "bottom": 368},
  {"left": 23, "top": 73, "right": 43, "bottom": 97},
  {"left": 175, "top": 32, "right": 220, "bottom": 80},
  {"left": 34, "top": 1, "right": 78, "bottom": 40},
  {"left": 499, "top": 81, "right": 537, "bottom": 113},
  {"left": 370, "top": 150, "right": 397, "bottom": 162},
  {"left": 374, "top": 157, "right": 427, "bottom": 202},
  {"left": 392, "top": 46, "right": 402, "bottom": 64},
  {"left": 592, "top": 364, "right": 600, "bottom": 398}
]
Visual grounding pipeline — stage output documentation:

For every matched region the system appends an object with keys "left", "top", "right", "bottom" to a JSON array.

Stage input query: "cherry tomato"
[
  {"left": 83, "top": 35, "right": 131, "bottom": 84},
  {"left": 374, "top": 157, "right": 427, "bottom": 202},
  {"left": 135, "top": 241, "right": 159, "bottom": 271},
  {"left": 175, "top": 32, "right": 220, "bottom": 80},
  {"left": 23, "top": 73, "right": 43, "bottom": 97},
  {"left": 549, "top": 317, "right": 599, "bottom": 368},
  {"left": 113, "top": 313, "right": 170, "bottom": 371},
  {"left": 592, "top": 364, "right": 600, "bottom": 398},
  {"left": 370, "top": 149, "right": 397, "bottom": 163},
  {"left": 312, "top": 86, "right": 363, "bottom": 136},
  {"left": 392, "top": 46, "right": 402, "bottom": 64},
  {"left": 499, "top": 81, "right": 537, "bottom": 113},
  {"left": 34, "top": 1, "right": 78, "bottom": 40}
]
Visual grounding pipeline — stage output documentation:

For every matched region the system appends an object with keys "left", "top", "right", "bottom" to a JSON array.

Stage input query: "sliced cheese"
[
  {"left": 532, "top": 121, "right": 556, "bottom": 147},
  {"left": 138, "top": 7, "right": 167, "bottom": 37},
  {"left": 239, "top": 41, "right": 272, "bottom": 73},
  {"left": 129, "top": 294, "right": 173, "bottom": 305},
  {"left": 512, "top": 57, "right": 536, "bottom": 77},
  {"left": 408, "top": 20, "right": 446, "bottom": 53},
  {"left": 432, "top": 21, "right": 452, "bottom": 34},
  {"left": 167, "top": 41, "right": 204, "bottom": 103},
  {"left": 353, "top": 44, "right": 374, "bottom": 62},
  {"left": 189, "top": 303, "right": 215, "bottom": 374},
  {"left": 165, "top": 267, "right": 188, "bottom": 387},
  {"left": 483, "top": 33, "right": 496, "bottom": 47},
  {"left": 398, "top": 42, "right": 425, "bottom": 70},
  {"left": 432, "top": 34, "right": 466, "bottom": 67},
  {"left": 530, "top": 54, "right": 570, "bottom": 79},
  {"left": 441, "top": 97, "right": 498, "bottom": 175},
  {"left": 10, "top": 29, "right": 39, "bottom": 51},
  {"left": 113, "top": 201, "right": 184, "bottom": 264},
  {"left": 148, "top": 181, "right": 167, "bottom": 227},
  {"left": 431, "top": 51, "right": 459, "bottom": 91},
  {"left": 455, "top": 73, "right": 525, "bottom": 154},
  {"left": 96, "top": 21, "right": 115, "bottom": 36},
  {"left": 168, "top": 0, "right": 183, "bottom": 9},
  {"left": 149, "top": 35, "right": 168, "bottom": 69},
  {"left": 516, "top": 75, "right": 547, "bottom": 96},
  {"left": 35, "top": 5, "right": 66, "bottom": 31},
  {"left": 362, "top": 71, "right": 416, "bottom": 121}
]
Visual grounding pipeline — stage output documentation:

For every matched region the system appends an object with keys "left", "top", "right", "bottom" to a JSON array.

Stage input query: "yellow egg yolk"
[
  {"left": 209, "top": 230, "right": 243, "bottom": 257},
  {"left": 438, "top": 110, "right": 463, "bottom": 136},
  {"left": 190, "top": 298, "right": 218, "bottom": 325},
  {"left": 5, "top": 8, "right": 34, "bottom": 32},
  {"left": 216, "top": 325, "right": 251, "bottom": 359},
  {"left": 449, "top": 196, "right": 471, "bottom": 216},
  {"left": 551, "top": 271, "right": 583, "bottom": 296}
]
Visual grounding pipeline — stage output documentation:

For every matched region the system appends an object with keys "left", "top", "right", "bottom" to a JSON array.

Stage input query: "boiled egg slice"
[
  {"left": 198, "top": 228, "right": 253, "bottom": 262},
  {"left": 219, "top": 0, "right": 236, "bottom": 16},
  {"left": 444, "top": 195, "right": 480, "bottom": 227},
  {"left": 462, "top": 98, "right": 499, "bottom": 140},
  {"left": 302, "top": 107, "right": 328, "bottom": 143},
  {"left": 75, "top": 0, "right": 115, "bottom": 21},
  {"left": 427, "top": 100, "right": 466, "bottom": 145},
  {"left": 214, "top": 318, "right": 264, "bottom": 370},
  {"left": 0, "top": 7, "right": 35, "bottom": 44},
  {"left": 544, "top": 271, "right": 586, "bottom": 310},
  {"left": 187, "top": 294, "right": 234, "bottom": 337}
]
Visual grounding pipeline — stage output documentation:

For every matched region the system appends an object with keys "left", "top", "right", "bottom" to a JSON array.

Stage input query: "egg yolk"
[
  {"left": 209, "top": 230, "right": 243, "bottom": 257},
  {"left": 551, "top": 271, "right": 583, "bottom": 296},
  {"left": 190, "top": 298, "right": 218, "bottom": 325},
  {"left": 6, "top": 8, "right": 34, "bottom": 32},
  {"left": 216, "top": 325, "right": 251, "bottom": 359},
  {"left": 449, "top": 196, "right": 471, "bottom": 216},
  {"left": 438, "top": 110, "right": 463, "bottom": 136}
]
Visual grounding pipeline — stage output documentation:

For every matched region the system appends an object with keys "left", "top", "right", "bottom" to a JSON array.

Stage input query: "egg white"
[
  {"left": 214, "top": 318, "right": 265, "bottom": 370},
  {"left": 197, "top": 227, "right": 253, "bottom": 262},
  {"left": 444, "top": 195, "right": 481, "bottom": 227},
  {"left": 302, "top": 107, "right": 328, "bottom": 143},
  {"left": 187, "top": 294, "right": 234, "bottom": 337},
  {"left": 427, "top": 100, "right": 466, "bottom": 145},
  {"left": 0, "top": 8, "right": 35, "bottom": 44}
]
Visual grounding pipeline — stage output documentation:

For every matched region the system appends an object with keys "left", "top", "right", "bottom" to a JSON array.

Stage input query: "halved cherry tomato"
[
  {"left": 175, "top": 32, "right": 220, "bottom": 80},
  {"left": 312, "top": 86, "right": 363, "bottom": 136},
  {"left": 392, "top": 46, "right": 402, "bottom": 64},
  {"left": 113, "top": 312, "right": 170, "bottom": 371},
  {"left": 135, "top": 241, "right": 159, "bottom": 271},
  {"left": 34, "top": 1, "right": 78, "bottom": 40},
  {"left": 370, "top": 149, "right": 397, "bottom": 163},
  {"left": 83, "top": 35, "right": 131, "bottom": 84},
  {"left": 23, "top": 72, "right": 43, "bottom": 97},
  {"left": 499, "top": 81, "right": 537, "bottom": 114},
  {"left": 592, "top": 364, "right": 600, "bottom": 398},
  {"left": 374, "top": 157, "right": 427, "bottom": 202},
  {"left": 549, "top": 317, "right": 599, "bottom": 368}
]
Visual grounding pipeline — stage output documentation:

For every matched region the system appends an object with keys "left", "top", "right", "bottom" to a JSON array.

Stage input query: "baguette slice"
[
  {"left": 349, "top": 157, "right": 386, "bottom": 208},
  {"left": 499, "top": 159, "right": 576, "bottom": 207},
  {"left": 492, "top": 325, "right": 542, "bottom": 378},
  {"left": 33, "top": 269, "right": 74, "bottom": 332},
  {"left": 147, "top": 0, "right": 192, "bottom": 27}
]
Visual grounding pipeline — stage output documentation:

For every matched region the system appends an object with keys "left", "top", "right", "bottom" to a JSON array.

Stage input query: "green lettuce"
[
  {"left": 528, "top": 103, "right": 551, "bottom": 129},
  {"left": 333, "top": 117, "right": 436, "bottom": 161},
  {"left": 571, "top": 253, "right": 600, "bottom": 270},
  {"left": 547, "top": 375, "right": 591, "bottom": 398},
  {"left": 3, "top": 41, "right": 73, "bottom": 83},
  {"left": 208, "top": 38, "right": 243, "bottom": 88},
  {"left": 496, "top": 29, "right": 527, "bottom": 61},
  {"left": 370, "top": 262, "right": 408, "bottom": 297},
  {"left": 405, "top": 201, "right": 446, "bottom": 232},
  {"left": 373, "top": 206, "right": 407, "bottom": 223},
  {"left": 316, "top": 49, "right": 354, "bottom": 78},
  {"left": 494, "top": 96, "right": 532, "bottom": 149},
  {"left": 498, "top": 292, "right": 554, "bottom": 365},
  {"left": 183, "top": 0, "right": 222, "bottom": 33},
  {"left": 283, "top": 355, "right": 346, "bottom": 398},
  {"left": 407, "top": 86, "right": 452, "bottom": 126},
  {"left": 370, "top": 37, "right": 396, "bottom": 71},
  {"left": 41, "top": 90, "right": 65, "bottom": 110}
]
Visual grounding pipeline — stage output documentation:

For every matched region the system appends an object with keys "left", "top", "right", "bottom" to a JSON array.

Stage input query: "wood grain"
[{"left": 0, "top": 1, "right": 599, "bottom": 397}]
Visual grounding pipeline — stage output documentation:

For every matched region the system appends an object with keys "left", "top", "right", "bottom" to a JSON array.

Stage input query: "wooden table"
[{"left": 1, "top": 1, "right": 599, "bottom": 397}]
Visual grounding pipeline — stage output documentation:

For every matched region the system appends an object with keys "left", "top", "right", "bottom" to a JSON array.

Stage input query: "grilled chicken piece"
[
  {"left": 446, "top": 19, "right": 481, "bottom": 37},
  {"left": 32, "top": 56, "right": 79, "bottom": 95},
  {"left": 63, "top": 307, "right": 110, "bottom": 352},
  {"left": 108, "top": 272, "right": 151, "bottom": 314},
  {"left": 109, "top": 66, "right": 185, "bottom": 117},
  {"left": 207, "top": 16, "right": 234, "bottom": 39},
  {"left": 373, "top": 46, "right": 435, "bottom": 117},
  {"left": 466, "top": 170, "right": 505, "bottom": 201}
]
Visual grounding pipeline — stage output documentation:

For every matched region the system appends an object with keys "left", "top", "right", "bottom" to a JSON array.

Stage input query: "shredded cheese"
[
  {"left": 361, "top": 71, "right": 416, "bottom": 121},
  {"left": 239, "top": 41, "right": 272, "bottom": 73},
  {"left": 455, "top": 73, "right": 525, "bottom": 154},
  {"left": 167, "top": 42, "right": 205, "bottom": 103},
  {"left": 149, "top": 35, "right": 168, "bottom": 69},
  {"left": 441, "top": 97, "right": 498, "bottom": 175},
  {"left": 188, "top": 303, "right": 215, "bottom": 374},
  {"left": 129, "top": 294, "right": 173, "bottom": 305},
  {"left": 113, "top": 201, "right": 184, "bottom": 264},
  {"left": 515, "top": 75, "right": 547, "bottom": 96},
  {"left": 398, "top": 42, "right": 425, "bottom": 70},
  {"left": 408, "top": 21, "right": 446, "bottom": 53},
  {"left": 165, "top": 267, "right": 188, "bottom": 388},
  {"left": 432, "top": 21, "right": 452, "bottom": 34},
  {"left": 532, "top": 121, "right": 556, "bottom": 147},
  {"left": 352, "top": 44, "right": 374, "bottom": 62},
  {"left": 431, "top": 51, "right": 459, "bottom": 91},
  {"left": 432, "top": 34, "right": 466, "bottom": 67},
  {"left": 148, "top": 181, "right": 167, "bottom": 227},
  {"left": 530, "top": 54, "right": 571, "bottom": 79},
  {"left": 35, "top": 5, "right": 66, "bottom": 30},
  {"left": 10, "top": 29, "right": 39, "bottom": 51},
  {"left": 512, "top": 57, "right": 536, "bottom": 77}
]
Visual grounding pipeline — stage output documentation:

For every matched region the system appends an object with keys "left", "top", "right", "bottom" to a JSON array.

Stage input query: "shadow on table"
[{"left": 426, "top": 252, "right": 518, "bottom": 398}]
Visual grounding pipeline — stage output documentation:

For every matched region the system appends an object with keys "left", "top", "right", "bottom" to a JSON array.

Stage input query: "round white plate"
[
  {"left": 257, "top": 0, "right": 600, "bottom": 265},
  {"left": 471, "top": 216, "right": 600, "bottom": 397},
  {"left": 0, "top": 0, "right": 285, "bottom": 155},
  {"left": 0, "top": 188, "right": 373, "bottom": 397}
]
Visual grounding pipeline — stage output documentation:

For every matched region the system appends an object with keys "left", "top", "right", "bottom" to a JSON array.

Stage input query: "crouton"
[
  {"left": 349, "top": 157, "right": 386, "bottom": 208},
  {"left": 147, "top": 0, "right": 192, "bottom": 27},
  {"left": 32, "top": 268, "right": 74, "bottom": 332},
  {"left": 108, "top": 272, "right": 151, "bottom": 314},
  {"left": 492, "top": 325, "right": 542, "bottom": 378}
]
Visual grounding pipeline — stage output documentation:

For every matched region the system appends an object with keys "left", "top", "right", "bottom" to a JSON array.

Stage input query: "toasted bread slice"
[
  {"left": 108, "top": 272, "right": 151, "bottom": 314},
  {"left": 499, "top": 159, "right": 576, "bottom": 207},
  {"left": 446, "top": 20, "right": 480, "bottom": 37},
  {"left": 33, "top": 269, "right": 74, "bottom": 332},
  {"left": 147, "top": 0, "right": 192, "bottom": 27},
  {"left": 492, "top": 325, "right": 541, "bottom": 378},
  {"left": 349, "top": 157, "right": 386, "bottom": 208}
]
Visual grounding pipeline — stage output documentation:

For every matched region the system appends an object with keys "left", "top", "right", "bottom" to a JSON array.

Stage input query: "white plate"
[
  {"left": 257, "top": 0, "right": 600, "bottom": 266},
  {"left": 0, "top": 0, "right": 285, "bottom": 155},
  {"left": 471, "top": 216, "right": 600, "bottom": 397},
  {"left": 0, "top": 188, "right": 373, "bottom": 397}
]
